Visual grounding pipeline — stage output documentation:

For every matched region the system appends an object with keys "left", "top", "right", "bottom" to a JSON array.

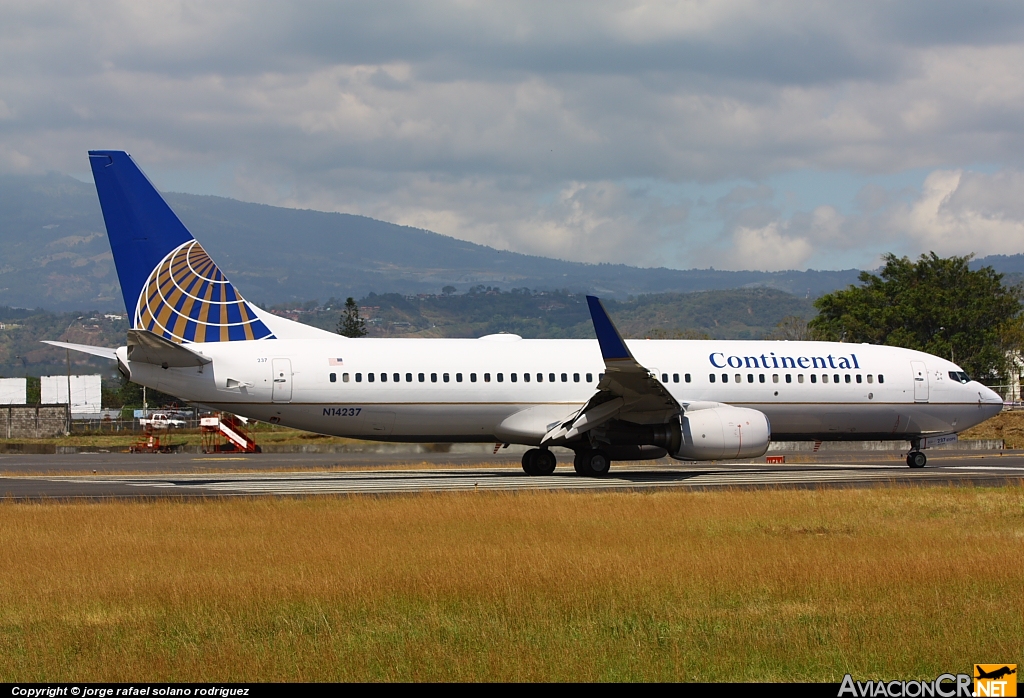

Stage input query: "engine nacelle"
[{"left": 674, "top": 406, "right": 770, "bottom": 461}]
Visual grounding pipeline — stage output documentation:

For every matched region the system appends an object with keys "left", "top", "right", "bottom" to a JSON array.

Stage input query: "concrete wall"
[{"left": 0, "top": 405, "right": 69, "bottom": 439}]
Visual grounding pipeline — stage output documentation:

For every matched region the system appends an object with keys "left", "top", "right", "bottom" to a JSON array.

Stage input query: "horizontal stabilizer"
[
  {"left": 127, "top": 329, "right": 212, "bottom": 367},
  {"left": 41, "top": 340, "right": 118, "bottom": 361}
]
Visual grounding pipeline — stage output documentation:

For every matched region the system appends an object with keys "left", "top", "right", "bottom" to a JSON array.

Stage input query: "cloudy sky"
[{"left": 3, "top": 0, "right": 1024, "bottom": 272}]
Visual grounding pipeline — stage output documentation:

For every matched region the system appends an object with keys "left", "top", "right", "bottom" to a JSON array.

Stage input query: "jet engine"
[{"left": 674, "top": 406, "right": 770, "bottom": 460}]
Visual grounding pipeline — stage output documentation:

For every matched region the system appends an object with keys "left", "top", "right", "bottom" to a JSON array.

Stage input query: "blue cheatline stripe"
[{"left": 586, "top": 295, "right": 632, "bottom": 360}]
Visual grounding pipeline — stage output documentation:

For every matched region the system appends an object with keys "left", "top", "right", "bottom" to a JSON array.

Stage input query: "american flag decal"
[{"left": 328, "top": 358, "right": 344, "bottom": 366}]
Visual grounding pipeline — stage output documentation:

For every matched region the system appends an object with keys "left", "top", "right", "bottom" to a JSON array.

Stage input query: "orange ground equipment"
[
  {"left": 129, "top": 425, "right": 175, "bottom": 453},
  {"left": 200, "top": 413, "right": 262, "bottom": 453}
]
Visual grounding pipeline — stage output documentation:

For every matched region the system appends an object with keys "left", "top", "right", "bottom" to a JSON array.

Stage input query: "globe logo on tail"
[{"left": 135, "top": 240, "right": 275, "bottom": 343}]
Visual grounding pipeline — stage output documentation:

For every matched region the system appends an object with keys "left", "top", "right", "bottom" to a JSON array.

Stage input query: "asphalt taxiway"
[{"left": 1, "top": 450, "right": 1022, "bottom": 500}]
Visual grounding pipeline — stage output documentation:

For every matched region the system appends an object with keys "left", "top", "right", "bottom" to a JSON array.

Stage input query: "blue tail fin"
[{"left": 89, "top": 151, "right": 274, "bottom": 343}]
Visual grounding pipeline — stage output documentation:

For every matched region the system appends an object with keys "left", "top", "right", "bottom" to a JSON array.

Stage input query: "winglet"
[{"left": 586, "top": 296, "right": 632, "bottom": 361}]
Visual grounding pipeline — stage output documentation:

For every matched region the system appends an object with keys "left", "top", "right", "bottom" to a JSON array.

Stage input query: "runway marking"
[{"left": 27, "top": 462, "right": 1023, "bottom": 498}]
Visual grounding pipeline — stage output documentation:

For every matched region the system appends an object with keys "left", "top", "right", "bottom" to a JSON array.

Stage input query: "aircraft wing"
[
  {"left": 41, "top": 340, "right": 118, "bottom": 361},
  {"left": 542, "top": 296, "right": 681, "bottom": 444}
]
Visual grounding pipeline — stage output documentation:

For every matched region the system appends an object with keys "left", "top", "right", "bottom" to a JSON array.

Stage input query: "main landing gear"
[
  {"left": 573, "top": 448, "right": 612, "bottom": 477},
  {"left": 522, "top": 448, "right": 557, "bottom": 476}
]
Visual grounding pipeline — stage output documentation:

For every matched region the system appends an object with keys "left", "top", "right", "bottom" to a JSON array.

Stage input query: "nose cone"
[{"left": 975, "top": 383, "right": 1004, "bottom": 418}]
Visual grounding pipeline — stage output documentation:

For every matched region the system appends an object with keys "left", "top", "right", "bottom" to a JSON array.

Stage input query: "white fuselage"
[{"left": 119, "top": 336, "right": 1003, "bottom": 445}]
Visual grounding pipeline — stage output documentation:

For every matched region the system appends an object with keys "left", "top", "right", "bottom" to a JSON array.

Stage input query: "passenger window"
[
  {"left": 797, "top": 375, "right": 804, "bottom": 383},
  {"left": 329, "top": 373, "right": 336, "bottom": 383},
  {"left": 418, "top": 373, "right": 425, "bottom": 382},
  {"left": 511, "top": 373, "right": 517, "bottom": 382},
  {"left": 867, "top": 375, "right": 873, "bottom": 384},
  {"left": 661, "top": 373, "right": 668, "bottom": 382},
  {"left": 773, "top": 374, "right": 779, "bottom": 383},
  {"left": 406, "top": 373, "right": 412, "bottom": 382},
  {"left": 456, "top": 373, "right": 463, "bottom": 382},
  {"left": 524, "top": 373, "right": 530, "bottom": 382},
  {"left": 734, "top": 374, "right": 741, "bottom": 383},
  {"left": 856, "top": 374, "right": 862, "bottom": 383},
  {"left": 811, "top": 375, "right": 817, "bottom": 383},
  {"left": 574, "top": 373, "right": 580, "bottom": 383},
  {"left": 561, "top": 373, "right": 568, "bottom": 382},
  {"left": 834, "top": 374, "right": 839, "bottom": 383},
  {"left": 537, "top": 373, "right": 543, "bottom": 382},
  {"left": 497, "top": 373, "right": 504, "bottom": 382},
  {"left": 394, "top": 373, "right": 400, "bottom": 383},
  {"left": 380, "top": 373, "right": 387, "bottom": 382},
  {"left": 587, "top": 373, "right": 593, "bottom": 382},
  {"left": 747, "top": 374, "right": 753, "bottom": 383},
  {"left": 685, "top": 374, "right": 691, "bottom": 383},
  {"left": 821, "top": 375, "right": 827, "bottom": 383},
  {"left": 759, "top": 374, "right": 765, "bottom": 383},
  {"left": 722, "top": 374, "right": 729, "bottom": 383},
  {"left": 368, "top": 373, "right": 375, "bottom": 383},
  {"left": 785, "top": 374, "right": 792, "bottom": 383},
  {"left": 343, "top": 373, "right": 350, "bottom": 382},
  {"left": 845, "top": 374, "right": 851, "bottom": 384},
  {"left": 673, "top": 373, "right": 679, "bottom": 383},
  {"left": 549, "top": 373, "right": 556, "bottom": 382},
  {"left": 471, "top": 373, "right": 477, "bottom": 382},
  {"left": 443, "top": 373, "right": 449, "bottom": 383},
  {"left": 484, "top": 373, "right": 491, "bottom": 382},
  {"left": 431, "top": 373, "right": 437, "bottom": 383},
  {"left": 710, "top": 374, "right": 716, "bottom": 383},
  {"left": 878, "top": 374, "right": 884, "bottom": 384},
  {"left": 356, "top": 373, "right": 362, "bottom": 383}
]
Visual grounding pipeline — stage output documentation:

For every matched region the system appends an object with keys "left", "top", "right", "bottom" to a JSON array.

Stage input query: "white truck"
[{"left": 139, "top": 412, "right": 187, "bottom": 429}]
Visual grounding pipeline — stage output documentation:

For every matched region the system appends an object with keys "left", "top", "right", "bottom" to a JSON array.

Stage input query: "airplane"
[
  {"left": 46, "top": 150, "right": 1004, "bottom": 475},
  {"left": 976, "top": 666, "right": 1016, "bottom": 681}
]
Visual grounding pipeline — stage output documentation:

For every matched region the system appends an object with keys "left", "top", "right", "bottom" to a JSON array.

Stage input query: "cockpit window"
[{"left": 948, "top": 371, "right": 970, "bottom": 384}]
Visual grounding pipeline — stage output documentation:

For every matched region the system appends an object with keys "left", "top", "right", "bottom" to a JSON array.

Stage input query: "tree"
[
  {"left": 441, "top": 285, "right": 456, "bottom": 296},
  {"left": 764, "top": 315, "right": 811, "bottom": 341},
  {"left": 337, "top": 297, "right": 367, "bottom": 338},
  {"left": 808, "top": 252, "right": 1023, "bottom": 382}
]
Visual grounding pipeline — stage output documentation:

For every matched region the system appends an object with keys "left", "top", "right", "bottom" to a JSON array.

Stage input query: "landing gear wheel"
[
  {"left": 574, "top": 448, "right": 612, "bottom": 477},
  {"left": 534, "top": 449, "right": 557, "bottom": 476},
  {"left": 522, "top": 449, "right": 540, "bottom": 475},
  {"left": 907, "top": 451, "right": 927, "bottom": 468}
]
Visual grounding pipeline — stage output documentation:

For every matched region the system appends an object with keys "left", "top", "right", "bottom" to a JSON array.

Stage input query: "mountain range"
[{"left": 2, "top": 172, "right": 1022, "bottom": 312}]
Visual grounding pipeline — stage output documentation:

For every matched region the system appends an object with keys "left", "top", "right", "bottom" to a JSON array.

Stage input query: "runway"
[{"left": 1, "top": 450, "right": 1023, "bottom": 499}]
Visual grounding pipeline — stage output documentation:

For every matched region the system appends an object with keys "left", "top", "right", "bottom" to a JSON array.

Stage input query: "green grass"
[{"left": 0, "top": 486, "right": 1021, "bottom": 681}]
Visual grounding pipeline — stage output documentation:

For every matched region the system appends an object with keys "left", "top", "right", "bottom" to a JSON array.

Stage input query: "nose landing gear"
[{"left": 906, "top": 441, "right": 927, "bottom": 468}]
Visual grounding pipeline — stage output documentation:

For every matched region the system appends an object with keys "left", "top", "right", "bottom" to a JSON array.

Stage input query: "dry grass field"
[
  {"left": 0, "top": 486, "right": 1021, "bottom": 682},
  {"left": 960, "top": 410, "right": 1024, "bottom": 448}
]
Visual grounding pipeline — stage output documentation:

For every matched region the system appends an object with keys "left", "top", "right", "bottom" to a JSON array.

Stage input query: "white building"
[
  {"left": 40, "top": 374, "right": 102, "bottom": 416},
  {"left": 0, "top": 377, "right": 27, "bottom": 405}
]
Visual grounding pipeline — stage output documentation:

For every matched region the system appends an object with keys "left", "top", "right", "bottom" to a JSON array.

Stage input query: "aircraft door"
[
  {"left": 272, "top": 358, "right": 293, "bottom": 403},
  {"left": 911, "top": 361, "right": 928, "bottom": 402}
]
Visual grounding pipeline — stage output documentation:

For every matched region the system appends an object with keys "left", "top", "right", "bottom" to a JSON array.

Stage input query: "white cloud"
[
  {"left": 730, "top": 223, "right": 814, "bottom": 271},
  {"left": 896, "top": 169, "right": 1024, "bottom": 257}
]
